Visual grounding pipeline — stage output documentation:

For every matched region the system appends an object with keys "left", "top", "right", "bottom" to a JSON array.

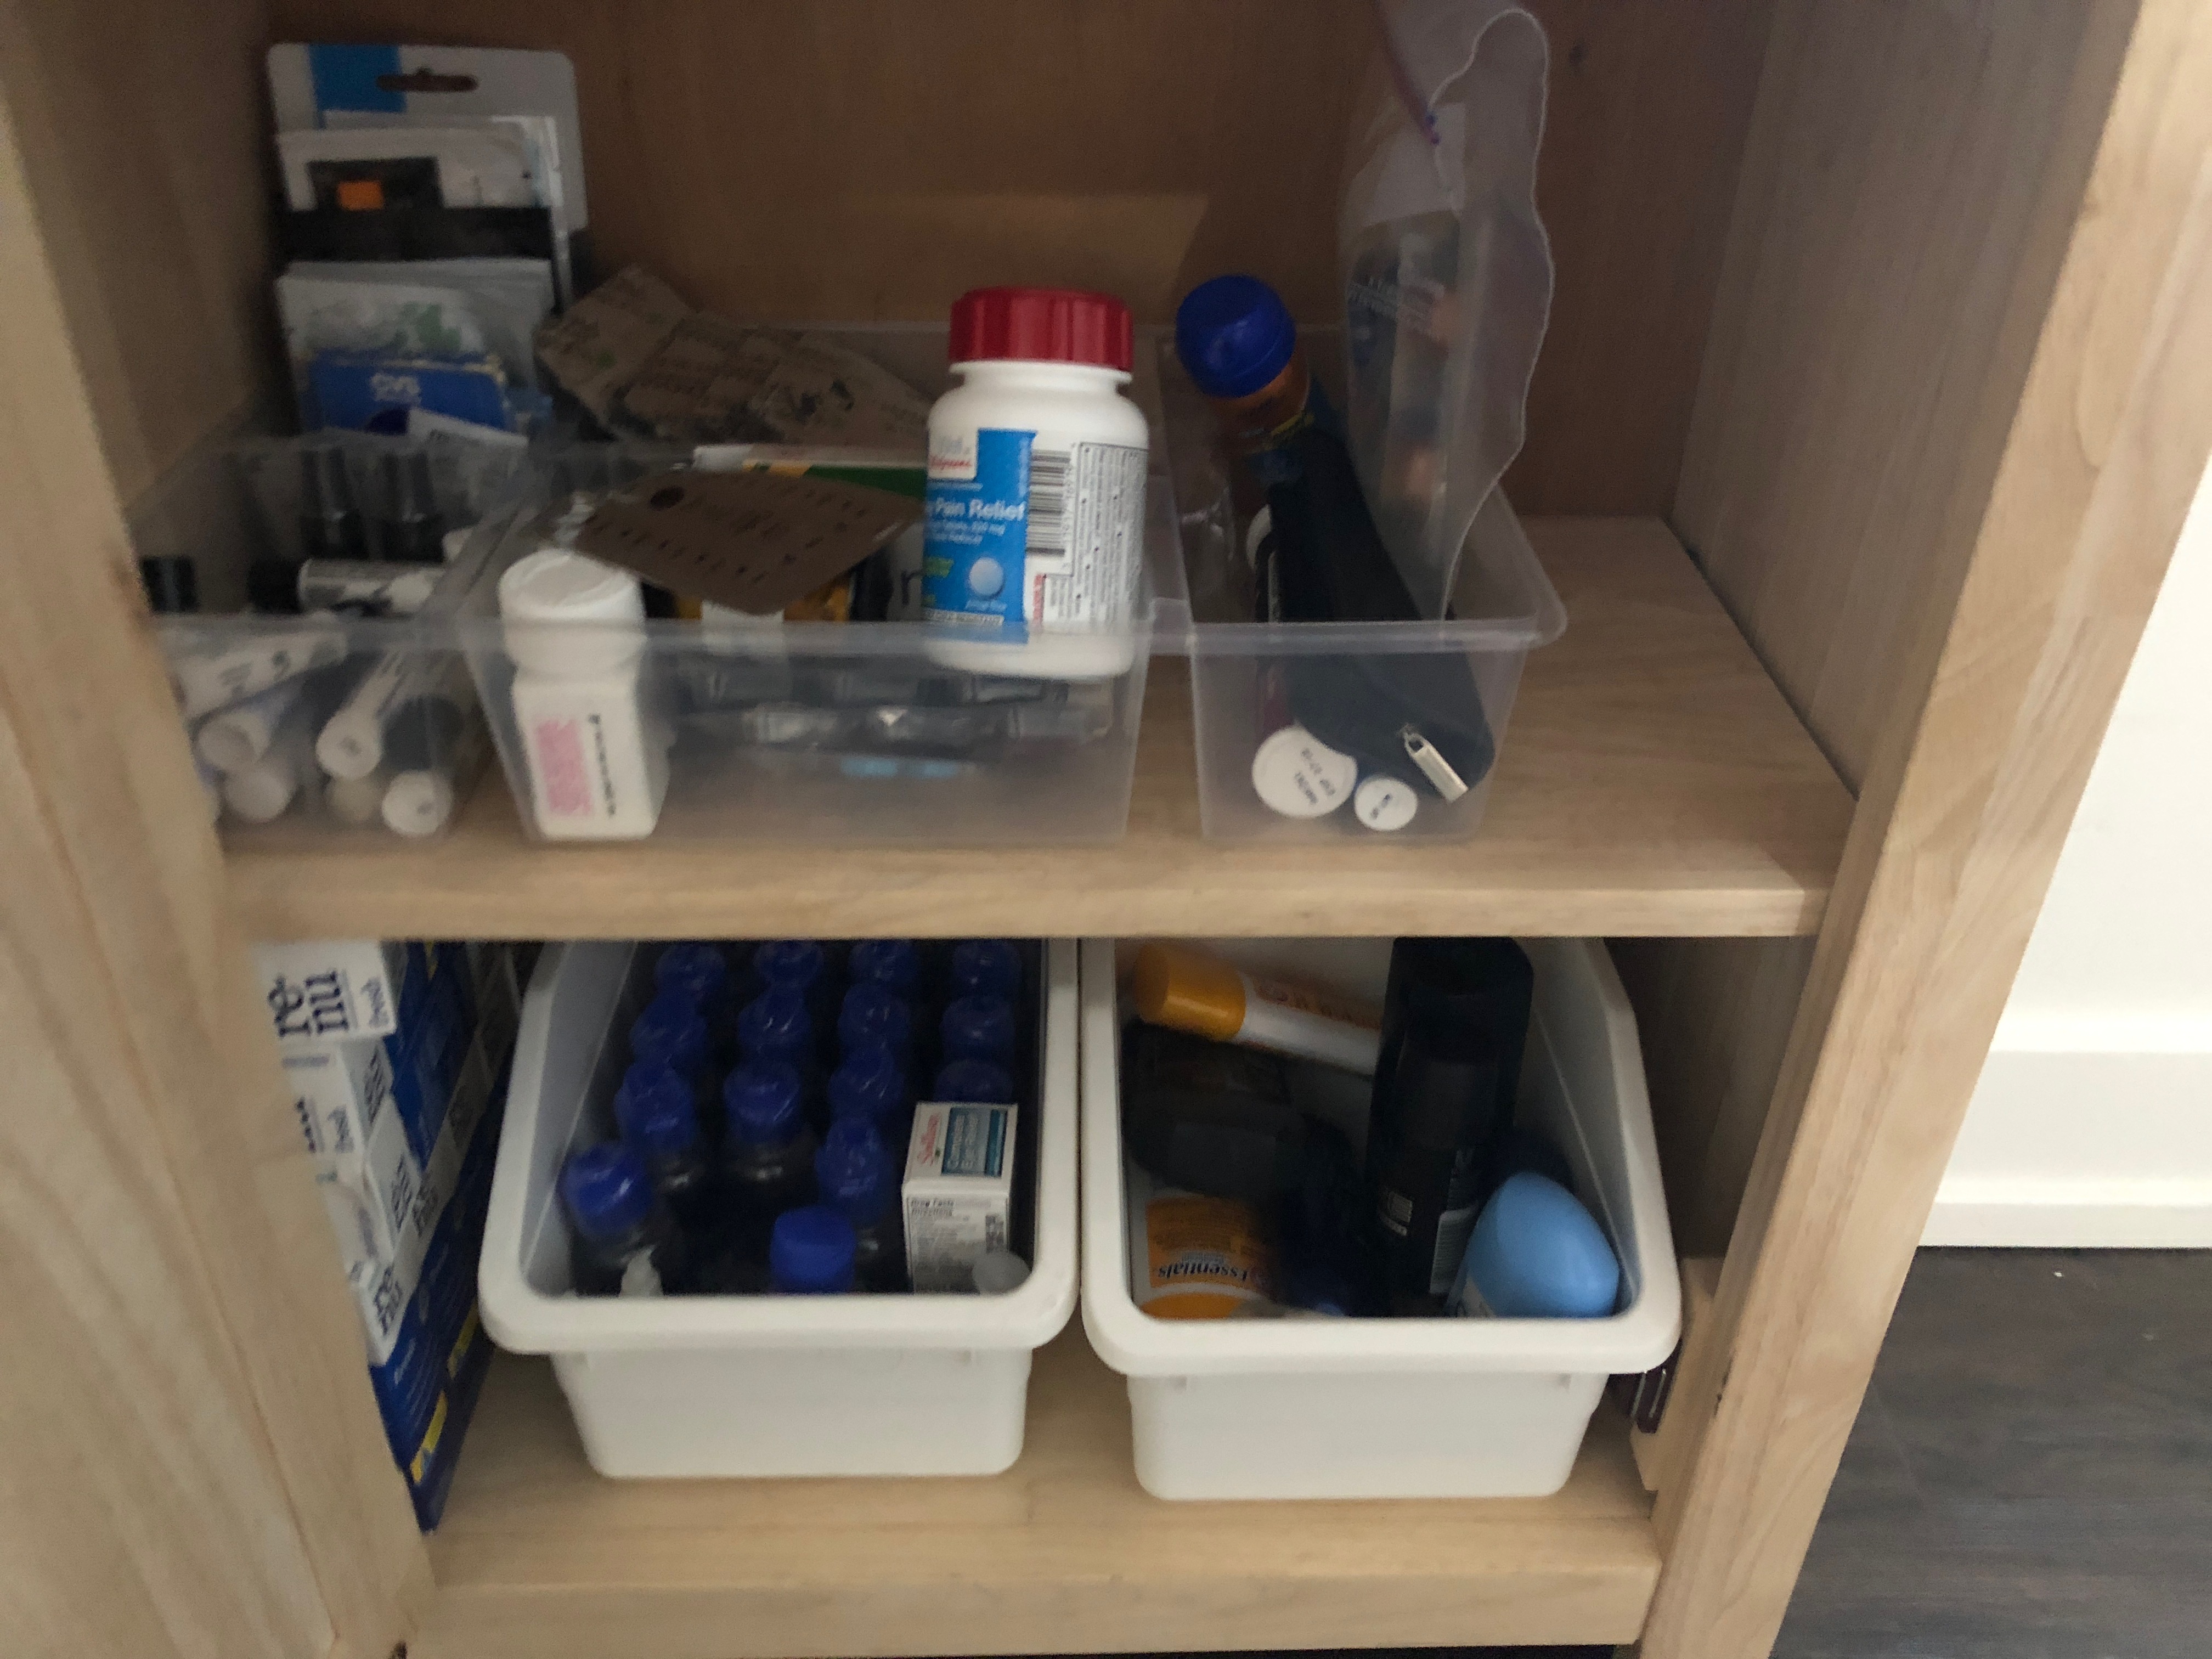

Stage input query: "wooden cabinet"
[{"left": 4, "top": 4, "right": 2208, "bottom": 1657}]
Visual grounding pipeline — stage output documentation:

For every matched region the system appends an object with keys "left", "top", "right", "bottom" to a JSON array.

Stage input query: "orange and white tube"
[{"left": 1131, "top": 943, "right": 1382, "bottom": 1076}]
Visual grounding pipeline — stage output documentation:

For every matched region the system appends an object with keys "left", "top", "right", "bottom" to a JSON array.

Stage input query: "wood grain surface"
[
  {"left": 1644, "top": 2, "right": 2212, "bottom": 1654},
  {"left": 222, "top": 517, "right": 1852, "bottom": 942},
  {"left": 421, "top": 1331, "right": 1658, "bottom": 1659}
]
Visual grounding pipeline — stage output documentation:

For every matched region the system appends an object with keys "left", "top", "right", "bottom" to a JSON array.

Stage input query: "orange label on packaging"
[
  {"left": 1142, "top": 1193, "right": 1276, "bottom": 1319},
  {"left": 335, "top": 178, "right": 386, "bottom": 211}
]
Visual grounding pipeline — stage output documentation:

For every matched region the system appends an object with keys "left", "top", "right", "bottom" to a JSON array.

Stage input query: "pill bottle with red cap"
[{"left": 922, "top": 286, "right": 1149, "bottom": 680}]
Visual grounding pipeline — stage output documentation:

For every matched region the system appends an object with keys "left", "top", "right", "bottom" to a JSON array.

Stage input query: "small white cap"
[
  {"left": 442, "top": 528, "right": 471, "bottom": 563},
  {"left": 972, "top": 1249, "right": 1030, "bottom": 1295},
  {"left": 1354, "top": 774, "right": 1420, "bottom": 832},
  {"left": 196, "top": 715, "right": 264, "bottom": 775},
  {"left": 500, "top": 548, "right": 646, "bottom": 676},
  {"left": 1250, "top": 724, "right": 1357, "bottom": 819},
  {"left": 325, "top": 771, "right": 388, "bottom": 826},
  {"left": 381, "top": 770, "right": 457, "bottom": 838},
  {"left": 221, "top": 754, "right": 300, "bottom": 824}
]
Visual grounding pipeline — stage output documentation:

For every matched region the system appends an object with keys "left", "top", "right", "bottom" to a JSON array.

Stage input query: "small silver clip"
[{"left": 1401, "top": 725, "right": 1468, "bottom": 801}]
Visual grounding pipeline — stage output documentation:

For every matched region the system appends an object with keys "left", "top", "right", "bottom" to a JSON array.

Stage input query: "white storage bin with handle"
[
  {"left": 1080, "top": 935, "right": 1679, "bottom": 1500},
  {"left": 480, "top": 938, "right": 1079, "bottom": 1478}
]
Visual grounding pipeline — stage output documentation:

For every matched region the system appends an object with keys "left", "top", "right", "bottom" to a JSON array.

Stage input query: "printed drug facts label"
[{"left": 923, "top": 426, "right": 1146, "bottom": 642}]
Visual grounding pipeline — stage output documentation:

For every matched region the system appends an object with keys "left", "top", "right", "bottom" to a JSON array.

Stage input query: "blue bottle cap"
[
  {"left": 613, "top": 1061, "right": 699, "bottom": 1160},
  {"left": 933, "top": 1057, "right": 1014, "bottom": 1104},
  {"left": 654, "top": 941, "right": 730, "bottom": 1007},
  {"left": 559, "top": 1143, "right": 653, "bottom": 1242},
  {"left": 1175, "top": 274, "right": 1299, "bottom": 400},
  {"left": 770, "top": 1204, "right": 858, "bottom": 1294},
  {"left": 847, "top": 938, "right": 921, "bottom": 994},
  {"left": 815, "top": 1117, "right": 893, "bottom": 1222},
  {"left": 737, "top": 987, "right": 812, "bottom": 1062},
  {"left": 828, "top": 1044, "right": 906, "bottom": 1126},
  {"left": 941, "top": 994, "right": 1016, "bottom": 1064},
  {"left": 753, "top": 939, "right": 827, "bottom": 991},
  {"left": 839, "top": 982, "right": 912, "bottom": 1059},
  {"left": 1463, "top": 1173, "right": 1621, "bottom": 1319},
  {"left": 949, "top": 939, "right": 1022, "bottom": 1000},
  {"left": 630, "top": 990, "right": 708, "bottom": 1073},
  {"left": 723, "top": 1060, "right": 805, "bottom": 1145}
]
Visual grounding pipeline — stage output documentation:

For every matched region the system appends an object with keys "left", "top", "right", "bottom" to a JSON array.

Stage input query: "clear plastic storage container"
[
  {"left": 1080, "top": 936, "right": 1678, "bottom": 1500},
  {"left": 477, "top": 938, "right": 1080, "bottom": 1479},
  {"left": 154, "top": 430, "right": 524, "bottom": 843},
  {"left": 1156, "top": 338, "right": 1566, "bottom": 842},
  {"left": 459, "top": 327, "right": 1174, "bottom": 844}
]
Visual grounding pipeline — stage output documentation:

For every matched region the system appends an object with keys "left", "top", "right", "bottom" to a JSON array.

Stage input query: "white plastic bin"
[
  {"left": 478, "top": 938, "right": 1079, "bottom": 1478},
  {"left": 1079, "top": 936, "right": 1679, "bottom": 1500}
]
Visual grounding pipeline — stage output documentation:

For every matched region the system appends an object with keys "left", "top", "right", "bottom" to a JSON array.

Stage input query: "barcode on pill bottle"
[{"left": 1025, "top": 449, "right": 1069, "bottom": 561}]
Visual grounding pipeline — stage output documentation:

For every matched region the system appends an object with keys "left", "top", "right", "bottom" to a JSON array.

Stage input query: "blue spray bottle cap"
[
  {"left": 933, "top": 1057, "right": 1014, "bottom": 1104},
  {"left": 654, "top": 942, "right": 730, "bottom": 1008},
  {"left": 613, "top": 1061, "right": 699, "bottom": 1160},
  {"left": 1458, "top": 1173, "right": 1621, "bottom": 1319},
  {"left": 814, "top": 1116, "right": 893, "bottom": 1224},
  {"left": 723, "top": 1060, "right": 805, "bottom": 1146},
  {"left": 560, "top": 1143, "right": 653, "bottom": 1242},
  {"left": 949, "top": 939, "right": 1022, "bottom": 1001},
  {"left": 629, "top": 991, "right": 708, "bottom": 1074},
  {"left": 753, "top": 939, "right": 827, "bottom": 994},
  {"left": 847, "top": 939, "right": 921, "bottom": 994},
  {"left": 838, "top": 982, "right": 912, "bottom": 1061},
  {"left": 828, "top": 1043, "right": 906, "bottom": 1126},
  {"left": 1175, "top": 274, "right": 1299, "bottom": 400},
  {"left": 770, "top": 1204, "right": 857, "bottom": 1294},
  {"left": 737, "top": 987, "right": 812, "bottom": 1064},
  {"left": 941, "top": 994, "right": 1016, "bottom": 1064}
]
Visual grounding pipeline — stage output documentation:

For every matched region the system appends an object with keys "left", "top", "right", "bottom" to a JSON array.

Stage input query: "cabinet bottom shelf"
[{"left": 419, "top": 1327, "right": 1660, "bottom": 1658}]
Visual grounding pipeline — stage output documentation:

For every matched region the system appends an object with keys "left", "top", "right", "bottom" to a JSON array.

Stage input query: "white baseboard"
[{"left": 1924, "top": 1177, "right": 2212, "bottom": 1248}]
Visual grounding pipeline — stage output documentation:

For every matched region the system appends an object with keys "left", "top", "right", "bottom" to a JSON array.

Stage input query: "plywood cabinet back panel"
[{"left": 275, "top": 0, "right": 1770, "bottom": 514}]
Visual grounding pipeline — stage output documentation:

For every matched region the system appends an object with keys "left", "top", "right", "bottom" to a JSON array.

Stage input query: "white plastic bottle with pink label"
[{"left": 499, "top": 548, "right": 670, "bottom": 839}]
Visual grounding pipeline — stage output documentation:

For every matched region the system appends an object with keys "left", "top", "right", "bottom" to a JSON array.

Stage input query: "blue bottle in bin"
[
  {"left": 949, "top": 939, "right": 1022, "bottom": 1001},
  {"left": 815, "top": 1117, "right": 907, "bottom": 1291},
  {"left": 721, "top": 1061, "right": 818, "bottom": 1252},
  {"left": 560, "top": 1143, "right": 688, "bottom": 1296},
  {"left": 933, "top": 1057, "right": 1015, "bottom": 1104},
  {"left": 941, "top": 994, "right": 1017, "bottom": 1067},
  {"left": 612, "top": 1060, "right": 719, "bottom": 1237},
  {"left": 839, "top": 981, "right": 913, "bottom": 1066},
  {"left": 848, "top": 938, "right": 922, "bottom": 996},
  {"left": 769, "top": 1205, "right": 858, "bottom": 1294}
]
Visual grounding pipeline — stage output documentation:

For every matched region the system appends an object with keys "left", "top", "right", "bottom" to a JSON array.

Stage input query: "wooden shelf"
[
  {"left": 417, "top": 1329, "right": 1660, "bottom": 1659},
  {"left": 226, "top": 518, "right": 1850, "bottom": 941}
]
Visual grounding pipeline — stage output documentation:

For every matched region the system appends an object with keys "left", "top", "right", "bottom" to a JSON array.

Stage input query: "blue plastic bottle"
[
  {"left": 814, "top": 1117, "right": 907, "bottom": 1291},
  {"left": 612, "top": 1060, "right": 719, "bottom": 1238},
  {"left": 941, "top": 994, "right": 1016, "bottom": 1066},
  {"left": 753, "top": 939, "right": 833, "bottom": 1024},
  {"left": 933, "top": 1057, "right": 1015, "bottom": 1103},
  {"left": 848, "top": 938, "right": 921, "bottom": 996},
  {"left": 721, "top": 1060, "right": 817, "bottom": 1251},
  {"left": 655, "top": 941, "right": 730, "bottom": 1011},
  {"left": 737, "top": 986, "right": 817, "bottom": 1081},
  {"left": 948, "top": 938, "right": 1022, "bottom": 1001},
  {"left": 1173, "top": 273, "right": 1341, "bottom": 488},
  {"left": 828, "top": 1042, "right": 906, "bottom": 1126},
  {"left": 560, "top": 1143, "right": 688, "bottom": 1296},
  {"left": 839, "top": 981, "right": 913, "bottom": 1065},
  {"left": 1449, "top": 1172, "right": 1621, "bottom": 1319},
  {"left": 769, "top": 1205, "right": 857, "bottom": 1294},
  {"left": 629, "top": 989, "right": 719, "bottom": 1118}
]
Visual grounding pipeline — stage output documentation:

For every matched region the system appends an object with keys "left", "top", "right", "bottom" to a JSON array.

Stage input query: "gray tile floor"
[{"left": 1775, "top": 1248, "right": 2212, "bottom": 1659}]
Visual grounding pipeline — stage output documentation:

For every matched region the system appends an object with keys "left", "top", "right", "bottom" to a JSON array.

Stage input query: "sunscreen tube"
[
  {"left": 1131, "top": 942, "right": 1381, "bottom": 1076},
  {"left": 195, "top": 675, "right": 309, "bottom": 774}
]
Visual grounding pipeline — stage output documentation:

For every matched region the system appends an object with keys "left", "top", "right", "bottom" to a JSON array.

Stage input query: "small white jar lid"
[
  {"left": 500, "top": 548, "right": 645, "bottom": 676},
  {"left": 381, "top": 770, "right": 456, "bottom": 838},
  {"left": 1250, "top": 724, "right": 1357, "bottom": 819},
  {"left": 1354, "top": 774, "right": 1421, "bottom": 832},
  {"left": 221, "top": 757, "right": 299, "bottom": 824}
]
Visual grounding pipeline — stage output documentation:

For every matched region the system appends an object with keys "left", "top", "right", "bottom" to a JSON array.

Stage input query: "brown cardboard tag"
[
  {"left": 534, "top": 265, "right": 692, "bottom": 421},
  {"left": 573, "top": 468, "right": 922, "bottom": 615}
]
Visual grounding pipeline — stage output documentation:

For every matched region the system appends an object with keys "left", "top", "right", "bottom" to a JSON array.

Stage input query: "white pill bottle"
[{"left": 922, "top": 287, "right": 1149, "bottom": 680}]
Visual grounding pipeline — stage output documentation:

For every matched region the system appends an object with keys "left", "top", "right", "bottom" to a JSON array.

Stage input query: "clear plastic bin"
[
  {"left": 1080, "top": 936, "right": 1679, "bottom": 1500},
  {"left": 154, "top": 431, "right": 523, "bottom": 843},
  {"left": 1156, "top": 338, "right": 1566, "bottom": 842},
  {"left": 460, "top": 327, "right": 1173, "bottom": 844},
  {"left": 477, "top": 938, "right": 1080, "bottom": 1479}
]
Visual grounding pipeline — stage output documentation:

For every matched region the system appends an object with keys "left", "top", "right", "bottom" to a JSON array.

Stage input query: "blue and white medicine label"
[
  {"left": 924, "top": 426, "right": 1035, "bottom": 641},
  {"left": 925, "top": 426, "right": 1147, "bottom": 641}
]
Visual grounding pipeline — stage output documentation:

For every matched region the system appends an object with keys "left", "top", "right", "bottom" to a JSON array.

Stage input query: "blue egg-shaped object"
[{"left": 1455, "top": 1172, "right": 1620, "bottom": 1319}]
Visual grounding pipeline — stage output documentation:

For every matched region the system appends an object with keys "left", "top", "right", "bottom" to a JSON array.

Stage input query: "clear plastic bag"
[{"left": 1340, "top": 0, "right": 1551, "bottom": 619}]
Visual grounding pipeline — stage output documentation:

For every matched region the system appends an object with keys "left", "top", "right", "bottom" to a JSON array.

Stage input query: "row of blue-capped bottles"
[{"left": 561, "top": 937, "right": 1024, "bottom": 1295}]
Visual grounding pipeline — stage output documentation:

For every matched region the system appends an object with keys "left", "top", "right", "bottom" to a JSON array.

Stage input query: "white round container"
[
  {"left": 498, "top": 548, "right": 646, "bottom": 676},
  {"left": 922, "top": 287, "right": 1148, "bottom": 681}
]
